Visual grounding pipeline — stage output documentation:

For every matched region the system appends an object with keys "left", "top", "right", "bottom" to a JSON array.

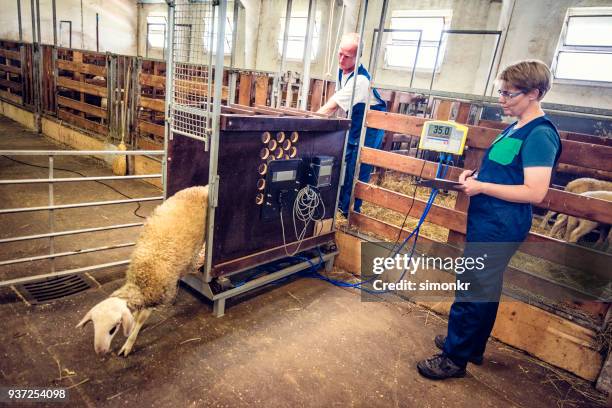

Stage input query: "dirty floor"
[{"left": 0, "top": 115, "right": 607, "bottom": 407}]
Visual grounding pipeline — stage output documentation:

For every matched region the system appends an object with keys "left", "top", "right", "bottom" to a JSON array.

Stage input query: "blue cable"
[{"left": 232, "top": 153, "right": 454, "bottom": 294}]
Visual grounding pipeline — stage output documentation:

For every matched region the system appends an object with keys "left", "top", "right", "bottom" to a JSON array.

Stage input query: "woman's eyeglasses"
[{"left": 497, "top": 89, "right": 524, "bottom": 98}]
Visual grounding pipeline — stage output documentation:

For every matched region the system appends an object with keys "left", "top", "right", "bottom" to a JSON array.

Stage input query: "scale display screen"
[
  {"left": 419, "top": 120, "right": 468, "bottom": 155},
  {"left": 272, "top": 169, "right": 297, "bottom": 182}
]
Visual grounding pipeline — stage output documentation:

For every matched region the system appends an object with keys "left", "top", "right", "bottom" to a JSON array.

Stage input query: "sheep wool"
[{"left": 112, "top": 185, "right": 209, "bottom": 309}]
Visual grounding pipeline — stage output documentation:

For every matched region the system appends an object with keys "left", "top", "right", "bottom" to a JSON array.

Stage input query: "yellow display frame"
[{"left": 418, "top": 120, "right": 468, "bottom": 155}]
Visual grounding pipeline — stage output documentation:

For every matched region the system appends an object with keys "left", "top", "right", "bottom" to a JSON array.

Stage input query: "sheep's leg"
[
  {"left": 540, "top": 210, "right": 556, "bottom": 229},
  {"left": 564, "top": 216, "right": 579, "bottom": 242},
  {"left": 118, "top": 308, "right": 152, "bottom": 357},
  {"left": 550, "top": 214, "right": 567, "bottom": 238},
  {"left": 568, "top": 220, "right": 598, "bottom": 244}
]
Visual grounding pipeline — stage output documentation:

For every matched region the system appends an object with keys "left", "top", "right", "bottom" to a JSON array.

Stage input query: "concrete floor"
[{"left": 0, "top": 115, "right": 607, "bottom": 408}]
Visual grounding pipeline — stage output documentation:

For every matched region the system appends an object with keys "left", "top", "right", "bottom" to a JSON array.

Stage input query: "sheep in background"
[
  {"left": 76, "top": 186, "right": 209, "bottom": 356},
  {"left": 540, "top": 177, "right": 612, "bottom": 230},
  {"left": 550, "top": 190, "right": 611, "bottom": 248}
]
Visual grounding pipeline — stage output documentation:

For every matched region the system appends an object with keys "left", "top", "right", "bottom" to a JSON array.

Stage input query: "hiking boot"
[
  {"left": 417, "top": 354, "right": 466, "bottom": 380},
  {"left": 435, "top": 335, "right": 484, "bottom": 366}
]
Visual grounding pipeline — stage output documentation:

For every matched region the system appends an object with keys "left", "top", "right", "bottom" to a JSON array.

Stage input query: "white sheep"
[
  {"left": 563, "top": 191, "right": 611, "bottom": 247},
  {"left": 76, "top": 185, "right": 209, "bottom": 356},
  {"left": 541, "top": 177, "right": 612, "bottom": 230},
  {"left": 549, "top": 190, "right": 611, "bottom": 246}
]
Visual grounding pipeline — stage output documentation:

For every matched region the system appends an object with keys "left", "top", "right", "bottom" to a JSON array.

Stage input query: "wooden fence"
[{"left": 353, "top": 107, "right": 612, "bottom": 328}]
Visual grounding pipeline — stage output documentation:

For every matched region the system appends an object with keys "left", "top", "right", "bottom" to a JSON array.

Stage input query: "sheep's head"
[{"left": 76, "top": 297, "right": 134, "bottom": 355}]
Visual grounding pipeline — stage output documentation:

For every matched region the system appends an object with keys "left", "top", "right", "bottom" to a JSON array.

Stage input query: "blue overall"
[
  {"left": 443, "top": 116, "right": 562, "bottom": 367},
  {"left": 338, "top": 65, "right": 387, "bottom": 215}
]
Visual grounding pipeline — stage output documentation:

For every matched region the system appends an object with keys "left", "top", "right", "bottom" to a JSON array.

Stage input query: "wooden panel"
[
  {"left": 0, "top": 48, "right": 21, "bottom": 60},
  {"left": 138, "top": 121, "right": 165, "bottom": 138},
  {"left": 173, "top": 79, "right": 229, "bottom": 100},
  {"left": 139, "top": 73, "right": 165, "bottom": 88},
  {"left": 57, "top": 96, "right": 106, "bottom": 118},
  {"left": 238, "top": 73, "right": 252, "bottom": 106},
  {"left": 558, "top": 140, "right": 612, "bottom": 173},
  {"left": 0, "top": 78, "right": 22, "bottom": 92},
  {"left": 309, "top": 79, "right": 324, "bottom": 112},
  {"left": 56, "top": 59, "right": 106, "bottom": 77},
  {"left": 140, "top": 96, "right": 165, "bottom": 112},
  {"left": 0, "top": 89, "right": 22, "bottom": 104},
  {"left": 368, "top": 110, "right": 612, "bottom": 172},
  {"left": 354, "top": 182, "right": 466, "bottom": 234},
  {"left": 434, "top": 99, "right": 452, "bottom": 120},
  {"left": 360, "top": 147, "right": 464, "bottom": 180},
  {"left": 556, "top": 163, "right": 612, "bottom": 182},
  {"left": 254, "top": 75, "right": 269, "bottom": 106},
  {"left": 56, "top": 76, "right": 107, "bottom": 97},
  {"left": 58, "top": 109, "right": 108, "bottom": 135},
  {"left": 0, "top": 63, "right": 21, "bottom": 75}
]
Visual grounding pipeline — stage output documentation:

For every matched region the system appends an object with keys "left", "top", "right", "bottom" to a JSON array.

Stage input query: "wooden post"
[
  {"left": 309, "top": 79, "right": 324, "bottom": 112},
  {"left": 254, "top": 75, "right": 269, "bottom": 107},
  {"left": 238, "top": 73, "right": 252, "bottom": 106}
]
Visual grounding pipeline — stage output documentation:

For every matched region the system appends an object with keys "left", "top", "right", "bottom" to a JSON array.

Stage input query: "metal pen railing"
[{"left": 0, "top": 149, "right": 165, "bottom": 288}]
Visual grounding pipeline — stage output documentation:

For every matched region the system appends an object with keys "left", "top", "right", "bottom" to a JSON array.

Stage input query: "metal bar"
[
  {"left": 0, "top": 243, "right": 135, "bottom": 266},
  {"left": 0, "top": 260, "right": 131, "bottom": 288},
  {"left": 275, "top": 0, "right": 293, "bottom": 108},
  {"left": 0, "top": 196, "right": 163, "bottom": 215},
  {"left": 429, "top": 29, "right": 445, "bottom": 91},
  {"left": 298, "top": 0, "right": 316, "bottom": 110},
  {"left": 227, "top": 0, "right": 240, "bottom": 105},
  {"left": 334, "top": 0, "right": 368, "bottom": 231},
  {"left": 0, "top": 174, "right": 162, "bottom": 185},
  {"left": 52, "top": 0, "right": 57, "bottom": 46},
  {"left": 347, "top": 0, "right": 389, "bottom": 225},
  {"left": 17, "top": 0, "right": 23, "bottom": 42},
  {"left": 162, "top": 0, "right": 174, "bottom": 200},
  {"left": 48, "top": 156, "right": 55, "bottom": 273},
  {"left": 169, "top": 128, "right": 208, "bottom": 143},
  {"left": 0, "top": 222, "right": 144, "bottom": 244},
  {"left": 96, "top": 13, "right": 99, "bottom": 52},
  {"left": 0, "top": 150, "right": 164, "bottom": 156},
  {"left": 203, "top": 0, "right": 227, "bottom": 283},
  {"left": 483, "top": 33, "right": 502, "bottom": 96},
  {"left": 411, "top": 31, "right": 423, "bottom": 88}
]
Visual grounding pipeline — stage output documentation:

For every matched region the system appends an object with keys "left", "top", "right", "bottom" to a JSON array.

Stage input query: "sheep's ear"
[
  {"left": 76, "top": 310, "right": 92, "bottom": 328},
  {"left": 121, "top": 309, "right": 134, "bottom": 337}
]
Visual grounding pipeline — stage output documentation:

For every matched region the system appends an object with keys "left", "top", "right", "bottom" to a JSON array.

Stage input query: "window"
[
  {"left": 59, "top": 20, "right": 72, "bottom": 48},
  {"left": 146, "top": 15, "right": 166, "bottom": 56},
  {"left": 277, "top": 14, "right": 321, "bottom": 60},
  {"left": 384, "top": 10, "right": 452, "bottom": 71},
  {"left": 553, "top": 8, "right": 612, "bottom": 84},
  {"left": 203, "top": 11, "right": 234, "bottom": 55}
]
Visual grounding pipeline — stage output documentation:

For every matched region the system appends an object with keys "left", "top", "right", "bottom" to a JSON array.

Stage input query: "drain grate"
[{"left": 17, "top": 274, "right": 93, "bottom": 304}]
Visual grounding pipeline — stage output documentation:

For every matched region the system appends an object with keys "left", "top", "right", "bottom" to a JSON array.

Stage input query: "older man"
[{"left": 317, "top": 33, "right": 386, "bottom": 216}]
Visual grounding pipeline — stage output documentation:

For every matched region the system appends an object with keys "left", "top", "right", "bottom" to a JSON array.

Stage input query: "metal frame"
[
  {"left": 161, "top": 0, "right": 341, "bottom": 316},
  {"left": 551, "top": 11, "right": 612, "bottom": 87},
  {"left": 0, "top": 150, "right": 164, "bottom": 289}
]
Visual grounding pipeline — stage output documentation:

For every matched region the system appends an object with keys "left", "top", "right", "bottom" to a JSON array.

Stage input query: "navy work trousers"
[{"left": 339, "top": 128, "right": 384, "bottom": 214}]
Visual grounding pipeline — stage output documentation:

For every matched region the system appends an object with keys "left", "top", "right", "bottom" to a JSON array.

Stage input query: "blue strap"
[{"left": 338, "top": 65, "right": 386, "bottom": 109}]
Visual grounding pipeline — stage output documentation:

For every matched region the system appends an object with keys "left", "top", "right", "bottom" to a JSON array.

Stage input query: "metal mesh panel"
[{"left": 171, "top": 0, "right": 217, "bottom": 141}]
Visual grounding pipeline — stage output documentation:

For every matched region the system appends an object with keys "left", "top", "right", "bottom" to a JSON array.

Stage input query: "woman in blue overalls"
[{"left": 417, "top": 60, "right": 562, "bottom": 380}]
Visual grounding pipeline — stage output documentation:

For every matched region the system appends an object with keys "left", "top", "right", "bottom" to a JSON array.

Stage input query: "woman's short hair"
[{"left": 498, "top": 60, "right": 552, "bottom": 100}]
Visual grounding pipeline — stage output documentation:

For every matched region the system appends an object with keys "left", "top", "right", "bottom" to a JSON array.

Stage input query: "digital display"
[
  {"left": 272, "top": 170, "right": 296, "bottom": 182},
  {"left": 427, "top": 124, "right": 452, "bottom": 139},
  {"left": 319, "top": 165, "right": 332, "bottom": 177}
]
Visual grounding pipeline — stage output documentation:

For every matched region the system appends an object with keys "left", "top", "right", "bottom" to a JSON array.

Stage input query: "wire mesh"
[{"left": 171, "top": 0, "right": 217, "bottom": 141}]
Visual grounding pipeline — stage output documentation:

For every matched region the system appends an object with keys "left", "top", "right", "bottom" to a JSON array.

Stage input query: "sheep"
[
  {"left": 76, "top": 185, "right": 209, "bottom": 356},
  {"left": 540, "top": 177, "right": 612, "bottom": 230},
  {"left": 550, "top": 190, "right": 611, "bottom": 247}
]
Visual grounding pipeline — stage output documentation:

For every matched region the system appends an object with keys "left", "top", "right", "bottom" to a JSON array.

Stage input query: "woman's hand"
[
  {"left": 458, "top": 169, "right": 485, "bottom": 196},
  {"left": 458, "top": 177, "right": 486, "bottom": 196}
]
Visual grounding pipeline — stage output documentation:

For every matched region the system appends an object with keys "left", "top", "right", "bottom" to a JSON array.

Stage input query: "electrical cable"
[
  {"left": 1, "top": 155, "right": 147, "bottom": 219},
  {"left": 280, "top": 185, "right": 326, "bottom": 257}
]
